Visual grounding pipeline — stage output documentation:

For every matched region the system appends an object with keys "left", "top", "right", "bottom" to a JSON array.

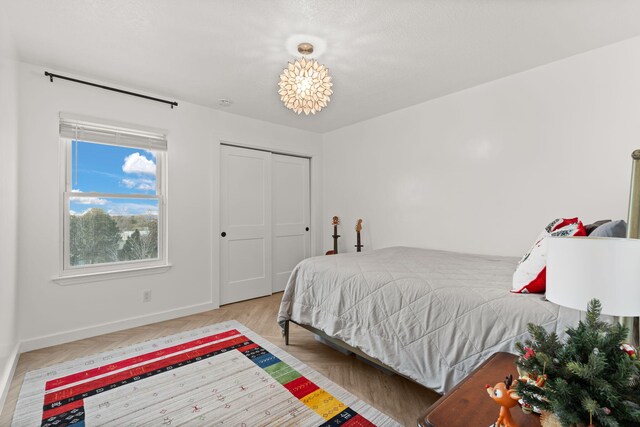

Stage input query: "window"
[{"left": 60, "top": 115, "right": 167, "bottom": 277}]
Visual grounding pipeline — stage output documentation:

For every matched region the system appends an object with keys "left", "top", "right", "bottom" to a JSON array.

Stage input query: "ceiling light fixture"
[{"left": 278, "top": 42, "right": 333, "bottom": 115}]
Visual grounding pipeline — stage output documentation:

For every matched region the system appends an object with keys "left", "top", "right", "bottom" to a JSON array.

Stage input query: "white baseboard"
[
  {"left": 20, "top": 302, "right": 217, "bottom": 352},
  {"left": 0, "top": 343, "right": 21, "bottom": 419}
]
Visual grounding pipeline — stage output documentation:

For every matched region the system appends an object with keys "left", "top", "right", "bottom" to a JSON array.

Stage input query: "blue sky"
[{"left": 69, "top": 141, "right": 159, "bottom": 216}]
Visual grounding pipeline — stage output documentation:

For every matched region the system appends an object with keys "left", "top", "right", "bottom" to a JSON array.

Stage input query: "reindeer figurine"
[{"left": 486, "top": 374, "right": 521, "bottom": 427}]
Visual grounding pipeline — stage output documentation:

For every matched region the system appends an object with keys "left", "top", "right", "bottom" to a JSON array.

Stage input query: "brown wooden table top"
[{"left": 418, "top": 352, "right": 542, "bottom": 427}]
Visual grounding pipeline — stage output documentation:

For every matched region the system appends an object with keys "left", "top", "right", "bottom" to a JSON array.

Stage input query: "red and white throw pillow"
[{"left": 512, "top": 218, "right": 586, "bottom": 294}]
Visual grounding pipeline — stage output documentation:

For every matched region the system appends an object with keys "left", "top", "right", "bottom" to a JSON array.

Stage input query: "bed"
[{"left": 277, "top": 246, "right": 585, "bottom": 394}]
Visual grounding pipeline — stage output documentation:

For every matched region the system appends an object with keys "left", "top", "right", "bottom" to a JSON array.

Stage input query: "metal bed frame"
[{"left": 283, "top": 319, "right": 412, "bottom": 380}]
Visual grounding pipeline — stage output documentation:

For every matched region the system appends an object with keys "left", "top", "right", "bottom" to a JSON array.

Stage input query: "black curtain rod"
[{"left": 44, "top": 71, "right": 178, "bottom": 109}]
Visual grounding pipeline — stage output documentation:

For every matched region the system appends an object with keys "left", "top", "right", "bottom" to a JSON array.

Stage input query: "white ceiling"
[{"left": 4, "top": 0, "right": 640, "bottom": 133}]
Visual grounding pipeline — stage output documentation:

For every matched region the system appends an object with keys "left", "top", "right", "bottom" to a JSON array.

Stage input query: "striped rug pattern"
[{"left": 12, "top": 320, "right": 400, "bottom": 426}]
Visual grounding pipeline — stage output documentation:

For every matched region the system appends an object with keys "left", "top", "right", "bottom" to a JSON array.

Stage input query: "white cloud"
[
  {"left": 70, "top": 190, "right": 108, "bottom": 205},
  {"left": 121, "top": 177, "right": 156, "bottom": 191},
  {"left": 107, "top": 203, "right": 159, "bottom": 216},
  {"left": 122, "top": 152, "right": 156, "bottom": 175},
  {"left": 70, "top": 197, "right": 108, "bottom": 205},
  {"left": 69, "top": 208, "right": 94, "bottom": 216},
  {"left": 137, "top": 182, "right": 155, "bottom": 191}
]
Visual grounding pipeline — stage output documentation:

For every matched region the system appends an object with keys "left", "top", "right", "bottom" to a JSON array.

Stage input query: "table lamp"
[{"left": 547, "top": 236, "right": 640, "bottom": 346}]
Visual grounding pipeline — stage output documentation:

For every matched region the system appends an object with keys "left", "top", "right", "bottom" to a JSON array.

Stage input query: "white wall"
[
  {"left": 0, "top": 56, "right": 20, "bottom": 410},
  {"left": 17, "top": 63, "right": 322, "bottom": 350},
  {"left": 322, "top": 36, "right": 640, "bottom": 257}
]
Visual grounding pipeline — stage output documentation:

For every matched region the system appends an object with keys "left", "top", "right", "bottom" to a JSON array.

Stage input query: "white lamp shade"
[{"left": 547, "top": 237, "right": 640, "bottom": 317}]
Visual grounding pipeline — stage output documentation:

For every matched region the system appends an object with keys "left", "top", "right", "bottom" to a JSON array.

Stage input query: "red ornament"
[
  {"left": 620, "top": 343, "right": 637, "bottom": 360},
  {"left": 523, "top": 347, "right": 536, "bottom": 360},
  {"left": 533, "top": 373, "right": 547, "bottom": 388}
]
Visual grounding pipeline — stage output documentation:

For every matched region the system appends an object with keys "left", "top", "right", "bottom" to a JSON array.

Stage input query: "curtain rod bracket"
[{"left": 43, "top": 71, "right": 178, "bottom": 109}]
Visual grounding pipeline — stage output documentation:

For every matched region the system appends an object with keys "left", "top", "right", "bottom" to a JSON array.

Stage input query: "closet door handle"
[
  {"left": 305, "top": 227, "right": 309, "bottom": 231},
  {"left": 221, "top": 232, "right": 227, "bottom": 237}
]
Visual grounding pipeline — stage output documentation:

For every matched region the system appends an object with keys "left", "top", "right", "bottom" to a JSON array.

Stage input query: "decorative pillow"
[
  {"left": 584, "top": 219, "right": 611, "bottom": 236},
  {"left": 512, "top": 218, "right": 586, "bottom": 294},
  {"left": 590, "top": 219, "right": 627, "bottom": 238}
]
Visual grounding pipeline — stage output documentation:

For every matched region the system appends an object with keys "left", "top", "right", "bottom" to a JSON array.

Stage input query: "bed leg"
[{"left": 284, "top": 320, "right": 290, "bottom": 346}]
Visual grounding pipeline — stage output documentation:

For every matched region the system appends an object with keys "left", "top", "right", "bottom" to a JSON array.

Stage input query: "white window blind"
[{"left": 59, "top": 115, "right": 167, "bottom": 151}]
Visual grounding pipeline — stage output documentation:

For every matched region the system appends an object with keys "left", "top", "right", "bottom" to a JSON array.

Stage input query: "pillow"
[
  {"left": 590, "top": 219, "right": 627, "bottom": 238},
  {"left": 512, "top": 218, "right": 586, "bottom": 294},
  {"left": 584, "top": 219, "right": 611, "bottom": 236}
]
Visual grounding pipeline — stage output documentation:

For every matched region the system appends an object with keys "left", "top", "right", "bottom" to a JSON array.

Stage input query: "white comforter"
[{"left": 277, "top": 246, "right": 584, "bottom": 394}]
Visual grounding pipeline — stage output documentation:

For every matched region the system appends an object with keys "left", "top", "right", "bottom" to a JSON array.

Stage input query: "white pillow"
[{"left": 512, "top": 218, "right": 586, "bottom": 294}]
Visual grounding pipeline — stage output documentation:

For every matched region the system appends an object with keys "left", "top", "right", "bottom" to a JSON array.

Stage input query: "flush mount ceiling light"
[{"left": 278, "top": 42, "right": 333, "bottom": 115}]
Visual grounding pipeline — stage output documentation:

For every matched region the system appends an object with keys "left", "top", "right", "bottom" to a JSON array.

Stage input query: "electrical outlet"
[{"left": 143, "top": 289, "right": 152, "bottom": 303}]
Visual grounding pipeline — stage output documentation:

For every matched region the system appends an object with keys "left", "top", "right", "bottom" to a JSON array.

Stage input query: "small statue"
[{"left": 486, "top": 374, "right": 520, "bottom": 427}]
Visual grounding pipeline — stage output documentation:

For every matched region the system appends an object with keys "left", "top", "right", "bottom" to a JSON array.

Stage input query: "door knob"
[
  {"left": 221, "top": 232, "right": 227, "bottom": 237},
  {"left": 305, "top": 227, "right": 309, "bottom": 231}
]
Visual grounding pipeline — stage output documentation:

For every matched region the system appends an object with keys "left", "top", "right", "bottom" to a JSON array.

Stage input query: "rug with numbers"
[{"left": 12, "top": 320, "right": 400, "bottom": 426}]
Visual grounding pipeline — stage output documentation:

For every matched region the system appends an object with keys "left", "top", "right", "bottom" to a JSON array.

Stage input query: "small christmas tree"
[{"left": 515, "top": 299, "right": 640, "bottom": 426}]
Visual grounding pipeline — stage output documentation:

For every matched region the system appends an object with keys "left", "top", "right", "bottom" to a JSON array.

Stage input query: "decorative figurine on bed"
[
  {"left": 486, "top": 374, "right": 521, "bottom": 427},
  {"left": 325, "top": 216, "right": 340, "bottom": 255}
]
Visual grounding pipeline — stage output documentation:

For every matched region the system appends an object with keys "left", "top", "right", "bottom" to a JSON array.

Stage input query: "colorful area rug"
[{"left": 12, "top": 320, "right": 400, "bottom": 426}]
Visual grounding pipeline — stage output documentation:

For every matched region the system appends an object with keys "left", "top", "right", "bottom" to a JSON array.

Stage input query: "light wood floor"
[{"left": 0, "top": 293, "right": 440, "bottom": 426}]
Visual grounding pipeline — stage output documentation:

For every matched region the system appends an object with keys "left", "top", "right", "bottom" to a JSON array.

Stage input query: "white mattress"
[{"left": 277, "top": 246, "right": 584, "bottom": 394}]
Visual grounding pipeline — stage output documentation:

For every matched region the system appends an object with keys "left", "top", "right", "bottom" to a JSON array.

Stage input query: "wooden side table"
[{"left": 418, "top": 352, "right": 541, "bottom": 427}]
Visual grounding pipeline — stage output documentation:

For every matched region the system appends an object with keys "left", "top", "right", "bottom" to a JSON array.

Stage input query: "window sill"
[{"left": 53, "top": 264, "right": 172, "bottom": 286}]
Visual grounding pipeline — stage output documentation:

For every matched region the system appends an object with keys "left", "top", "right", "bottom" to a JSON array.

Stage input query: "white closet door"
[
  {"left": 220, "top": 146, "right": 272, "bottom": 305},
  {"left": 272, "top": 154, "right": 311, "bottom": 292}
]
